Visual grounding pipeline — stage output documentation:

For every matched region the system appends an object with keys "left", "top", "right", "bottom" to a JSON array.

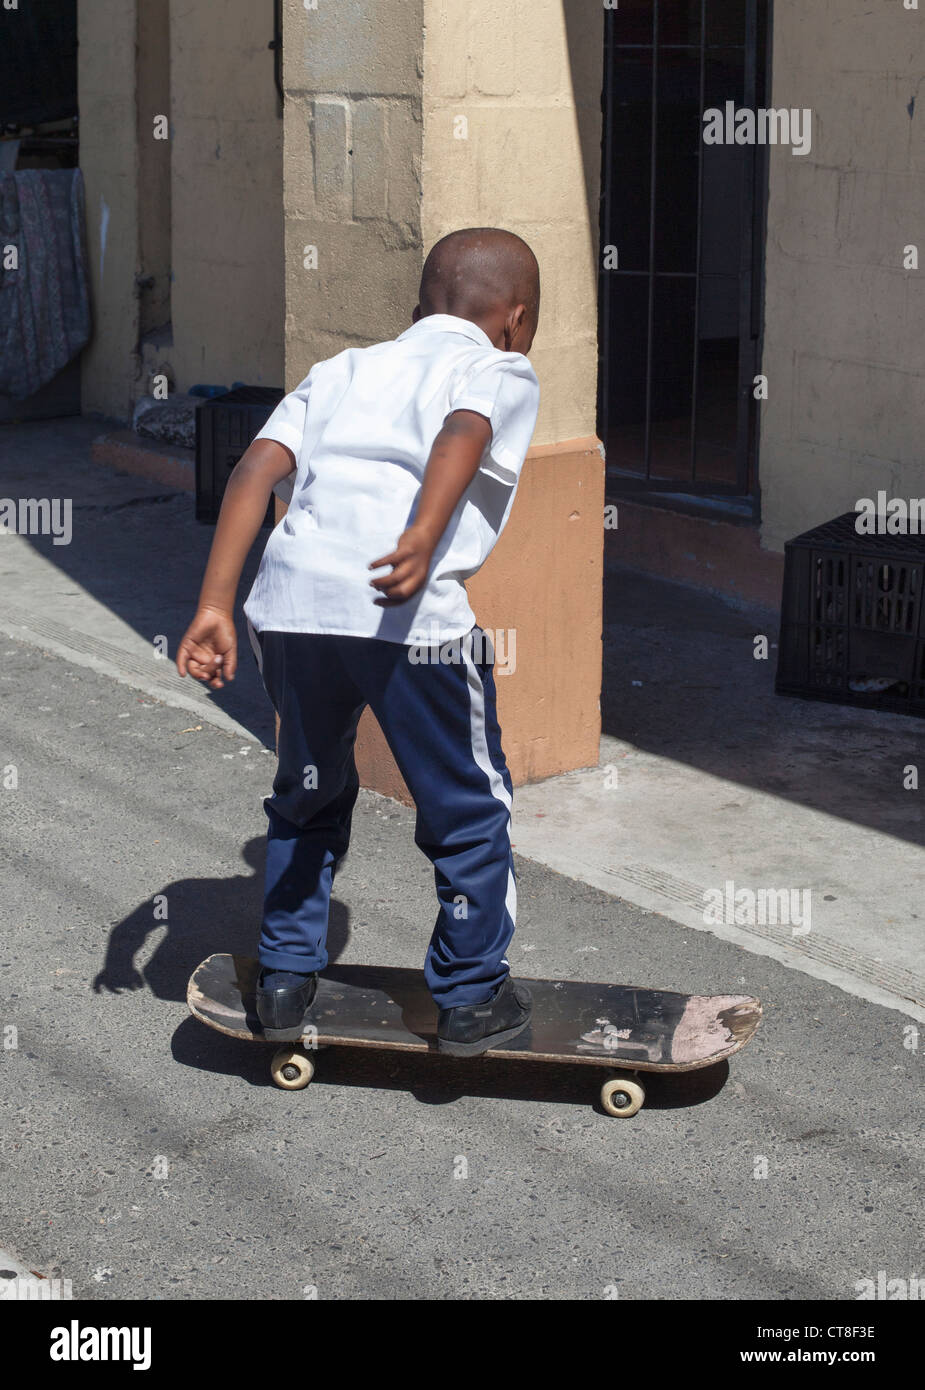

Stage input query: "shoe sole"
[
  {"left": 261, "top": 1022, "right": 311, "bottom": 1042},
  {"left": 436, "top": 1016, "right": 530, "bottom": 1057}
]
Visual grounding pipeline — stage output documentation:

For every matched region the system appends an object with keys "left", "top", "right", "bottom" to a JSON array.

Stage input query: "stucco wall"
[
  {"left": 422, "top": 0, "right": 603, "bottom": 447},
  {"left": 279, "top": 0, "right": 424, "bottom": 378},
  {"left": 137, "top": 0, "right": 171, "bottom": 340},
  {"left": 276, "top": 0, "right": 603, "bottom": 790},
  {"left": 416, "top": 0, "right": 605, "bottom": 781},
  {"left": 760, "top": 0, "right": 925, "bottom": 550},
  {"left": 79, "top": 1, "right": 284, "bottom": 417},
  {"left": 169, "top": 0, "right": 284, "bottom": 392},
  {"left": 277, "top": 0, "right": 602, "bottom": 426},
  {"left": 77, "top": 0, "right": 140, "bottom": 420}
]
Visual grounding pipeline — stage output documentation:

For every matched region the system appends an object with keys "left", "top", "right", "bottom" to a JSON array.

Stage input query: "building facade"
[{"left": 21, "top": 0, "right": 923, "bottom": 786}]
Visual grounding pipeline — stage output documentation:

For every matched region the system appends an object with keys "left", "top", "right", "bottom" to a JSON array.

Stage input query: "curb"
[{"left": 91, "top": 430, "right": 195, "bottom": 494}]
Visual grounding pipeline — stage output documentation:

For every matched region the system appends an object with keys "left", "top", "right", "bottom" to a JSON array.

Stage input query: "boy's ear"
[
  {"left": 411, "top": 303, "right": 421, "bottom": 324},
  {"left": 505, "top": 304, "right": 527, "bottom": 351}
]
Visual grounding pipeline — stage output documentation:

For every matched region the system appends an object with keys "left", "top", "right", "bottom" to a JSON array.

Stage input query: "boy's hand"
[
  {"left": 368, "top": 524, "right": 436, "bottom": 605},
  {"left": 368, "top": 410, "right": 492, "bottom": 606},
  {"left": 176, "top": 607, "right": 238, "bottom": 688}
]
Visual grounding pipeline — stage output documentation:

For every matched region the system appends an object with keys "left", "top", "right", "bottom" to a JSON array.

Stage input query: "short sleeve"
[
  {"left": 254, "top": 367, "right": 314, "bottom": 466},
  {"left": 271, "top": 470, "right": 296, "bottom": 505},
  {"left": 448, "top": 354, "right": 540, "bottom": 486}
]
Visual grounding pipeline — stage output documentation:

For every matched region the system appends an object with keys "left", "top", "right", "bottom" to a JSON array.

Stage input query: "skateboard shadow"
[
  {"left": 90, "top": 835, "right": 352, "bottom": 1005},
  {"left": 325, "top": 1052, "right": 731, "bottom": 1114}
]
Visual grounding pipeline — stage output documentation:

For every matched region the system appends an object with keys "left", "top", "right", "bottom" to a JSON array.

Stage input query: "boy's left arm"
[{"left": 368, "top": 409, "right": 492, "bottom": 605}]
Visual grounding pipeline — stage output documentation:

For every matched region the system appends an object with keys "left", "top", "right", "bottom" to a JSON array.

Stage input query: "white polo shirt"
[{"left": 242, "top": 314, "right": 540, "bottom": 645}]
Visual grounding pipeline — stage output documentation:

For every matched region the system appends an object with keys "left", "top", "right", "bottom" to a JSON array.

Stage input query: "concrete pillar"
[
  {"left": 77, "top": 0, "right": 141, "bottom": 420},
  {"left": 422, "top": 0, "right": 605, "bottom": 786},
  {"left": 279, "top": 0, "right": 604, "bottom": 795},
  {"left": 279, "top": 0, "right": 423, "bottom": 376}
]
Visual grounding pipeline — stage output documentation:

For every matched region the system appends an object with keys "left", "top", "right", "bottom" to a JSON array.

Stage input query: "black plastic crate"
[
  {"left": 195, "top": 385, "right": 285, "bottom": 525},
  {"left": 775, "top": 511, "right": 925, "bottom": 717}
]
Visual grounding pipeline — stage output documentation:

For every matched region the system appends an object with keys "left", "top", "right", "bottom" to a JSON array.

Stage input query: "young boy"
[{"left": 176, "top": 227, "right": 540, "bottom": 1056}]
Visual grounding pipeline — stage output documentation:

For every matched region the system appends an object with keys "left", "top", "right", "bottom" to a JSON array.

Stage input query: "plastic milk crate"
[
  {"left": 195, "top": 386, "right": 285, "bottom": 525},
  {"left": 775, "top": 511, "right": 925, "bottom": 717}
]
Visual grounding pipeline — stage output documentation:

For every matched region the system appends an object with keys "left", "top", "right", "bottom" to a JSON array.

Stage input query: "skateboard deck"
[{"left": 188, "top": 954, "right": 761, "bottom": 1117}]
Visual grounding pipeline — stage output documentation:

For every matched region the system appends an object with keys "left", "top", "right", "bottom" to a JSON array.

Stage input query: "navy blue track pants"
[{"left": 247, "top": 623, "right": 516, "bottom": 1009}]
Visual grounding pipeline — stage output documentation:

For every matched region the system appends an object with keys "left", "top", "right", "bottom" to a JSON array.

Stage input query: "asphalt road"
[{"left": 1, "top": 636, "right": 922, "bottom": 1300}]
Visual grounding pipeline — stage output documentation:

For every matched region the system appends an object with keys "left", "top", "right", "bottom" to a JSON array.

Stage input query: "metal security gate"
[{"left": 598, "top": 0, "right": 770, "bottom": 506}]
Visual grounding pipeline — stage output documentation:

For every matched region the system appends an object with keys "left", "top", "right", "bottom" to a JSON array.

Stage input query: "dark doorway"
[
  {"left": 598, "top": 0, "right": 770, "bottom": 509},
  {"left": 0, "top": 0, "right": 80, "bottom": 422},
  {"left": 0, "top": 0, "right": 78, "bottom": 166}
]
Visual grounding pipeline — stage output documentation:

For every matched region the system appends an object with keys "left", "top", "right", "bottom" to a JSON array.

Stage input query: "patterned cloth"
[{"left": 0, "top": 168, "right": 91, "bottom": 399}]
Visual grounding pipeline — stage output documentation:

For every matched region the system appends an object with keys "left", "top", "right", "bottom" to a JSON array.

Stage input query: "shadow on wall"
[{"left": 561, "top": 0, "right": 607, "bottom": 273}]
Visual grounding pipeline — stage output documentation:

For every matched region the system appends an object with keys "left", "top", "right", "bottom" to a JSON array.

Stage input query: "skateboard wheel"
[
  {"left": 601, "top": 1075, "right": 645, "bottom": 1118},
  {"left": 270, "top": 1046, "right": 315, "bottom": 1091}
]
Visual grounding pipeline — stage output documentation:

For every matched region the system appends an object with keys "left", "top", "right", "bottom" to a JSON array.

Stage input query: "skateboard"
[{"left": 187, "top": 954, "right": 761, "bottom": 1117}]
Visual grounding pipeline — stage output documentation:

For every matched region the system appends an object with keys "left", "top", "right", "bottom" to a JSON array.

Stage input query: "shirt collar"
[{"left": 397, "top": 314, "right": 495, "bottom": 351}]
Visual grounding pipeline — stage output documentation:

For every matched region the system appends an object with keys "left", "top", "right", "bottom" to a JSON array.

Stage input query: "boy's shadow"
[{"left": 91, "top": 836, "right": 350, "bottom": 1003}]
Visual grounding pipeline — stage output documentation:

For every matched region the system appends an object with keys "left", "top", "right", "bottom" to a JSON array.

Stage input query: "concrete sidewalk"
[
  {"left": 2, "top": 418, "right": 922, "bottom": 1021},
  {"left": 513, "top": 565, "right": 925, "bottom": 1023}
]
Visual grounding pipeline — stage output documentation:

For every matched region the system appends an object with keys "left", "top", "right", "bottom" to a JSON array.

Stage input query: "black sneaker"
[
  {"left": 436, "top": 975, "right": 532, "bottom": 1056},
  {"left": 255, "top": 969, "right": 318, "bottom": 1041}
]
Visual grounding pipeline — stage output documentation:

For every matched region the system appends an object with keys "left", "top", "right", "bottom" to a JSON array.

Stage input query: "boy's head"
[{"left": 413, "top": 228, "right": 540, "bottom": 355}]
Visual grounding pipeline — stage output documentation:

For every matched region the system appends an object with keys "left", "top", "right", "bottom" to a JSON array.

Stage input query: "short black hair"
[{"left": 419, "top": 227, "right": 540, "bottom": 326}]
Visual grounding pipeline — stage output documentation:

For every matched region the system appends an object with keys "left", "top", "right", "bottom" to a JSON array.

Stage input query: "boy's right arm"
[
  {"left": 176, "top": 438, "right": 295, "bottom": 689},
  {"left": 368, "top": 410, "right": 492, "bottom": 605}
]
